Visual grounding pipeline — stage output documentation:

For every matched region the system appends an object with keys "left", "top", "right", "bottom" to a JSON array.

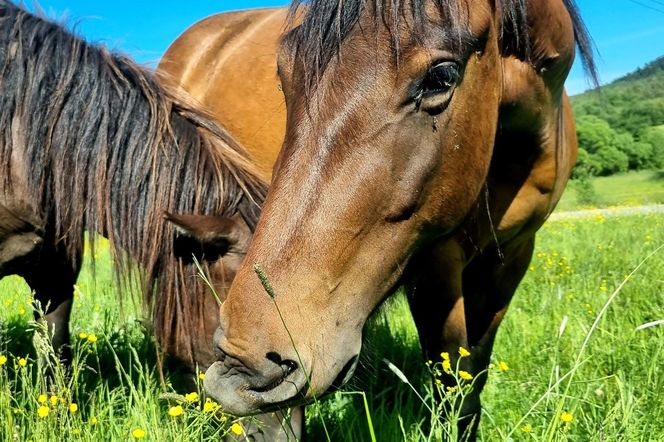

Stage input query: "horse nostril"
[{"left": 265, "top": 351, "right": 299, "bottom": 375}]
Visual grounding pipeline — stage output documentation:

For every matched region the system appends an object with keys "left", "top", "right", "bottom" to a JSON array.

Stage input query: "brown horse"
[
  {"left": 0, "top": 2, "right": 266, "bottom": 374},
  {"left": 161, "top": 0, "right": 597, "bottom": 439}
]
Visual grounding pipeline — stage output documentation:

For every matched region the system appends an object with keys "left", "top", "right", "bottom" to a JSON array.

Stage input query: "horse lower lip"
[{"left": 204, "top": 362, "right": 308, "bottom": 415}]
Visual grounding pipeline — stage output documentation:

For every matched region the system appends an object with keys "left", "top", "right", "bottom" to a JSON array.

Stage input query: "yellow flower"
[
  {"left": 521, "top": 424, "right": 532, "bottom": 433},
  {"left": 440, "top": 352, "right": 450, "bottom": 361},
  {"left": 498, "top": 361, "right": 509, "bottom": 372},
  {"left": 446, "top": 386, "right": 458, "bottom": 393},
  {"left": 18, "top": 357, "right": 27, "bottom": 367},
  {"left": 37, "top": 394, "right": 47, "bottom": 404},
  {"left": 185, "top": 392, "right": 199, "bottom": 402},
  {"left": 69, "top": 403, "right": 78, "bottom": 413},
  {"left": 72, "top": 429, "right": 81, "bottom": 435},
  {"left": 131, "top": 428, "right": 146, "bottom": 439},
  {"left": 198, "top": 373, "right": 206, "bottom": 380},
  {"left": 89, "top": 416, "right": 98, "bottom": 425},
  {"left": 168, "top": 405, "right": 184, "bottom": 417},
  {"left": 78, "top": 332, "right": 88, "bottom": 340},
  {"left": 230, "top": 422, "right": 244, "bottom": 435},
  {"left": 50, "top": 395, "right": 58, "bottom": 406},
  {"left": 560, "top": 411, "right": 573, "bottom": 423},
  {"left": 87, "top": 334, "right": 98, "bottom": 343},
  {"left": 458, "top": 347, "right": 471, "bottom": 358},
  {"left": 458, "top": 370, "right": 473, "bottom": 381},
  {"left": 0, "top": 355, "right": 6, "bottom": 365},
  {"left": 442, "top": 359, "right": 452, "bottom": 374},
  {"left": 203, "top": 399, "right": 219, "bottom": 413},
  {"left": 37, "top": 405, "right": 49, "bottom": 418}
]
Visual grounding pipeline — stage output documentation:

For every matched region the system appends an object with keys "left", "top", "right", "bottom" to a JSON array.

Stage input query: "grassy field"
[
  {"left": 1, "top": 214, "right": 664, "bottom": 441},
  {"left": 557, "top": 170, "right": 664, "bottom": 211}
]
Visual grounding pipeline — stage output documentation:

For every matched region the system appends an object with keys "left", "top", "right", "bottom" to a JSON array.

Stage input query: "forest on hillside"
[{"left": 571, "top": 56, "right": 664, "bottom": 177}]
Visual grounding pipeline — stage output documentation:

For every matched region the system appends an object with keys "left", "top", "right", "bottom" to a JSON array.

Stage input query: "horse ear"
[{"left": 164, "top": 212, "right": 251, "bottom": 258}]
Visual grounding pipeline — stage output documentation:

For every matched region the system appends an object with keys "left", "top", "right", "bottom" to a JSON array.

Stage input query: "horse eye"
[{"left": 420, "top": 61, "right": 460, "bottom": 95}]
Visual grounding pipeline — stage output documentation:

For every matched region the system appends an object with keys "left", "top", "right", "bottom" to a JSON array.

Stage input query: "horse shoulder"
[{"left": 158, "top": 8, "right": 289, "bottom": 181}]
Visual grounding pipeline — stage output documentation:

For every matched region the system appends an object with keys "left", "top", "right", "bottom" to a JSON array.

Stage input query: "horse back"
[{"left": 158, "top": 8, "right": 288, "bottom": 181}]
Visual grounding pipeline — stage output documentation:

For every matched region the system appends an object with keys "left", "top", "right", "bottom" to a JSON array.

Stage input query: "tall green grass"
[{"left": 1, "top": 214, "right": 663, "bottom": 441}]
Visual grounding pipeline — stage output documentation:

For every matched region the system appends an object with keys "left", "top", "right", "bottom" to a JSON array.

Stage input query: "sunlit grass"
[{"left": 1, "top": 214, "right": 663, "bottom": 441}]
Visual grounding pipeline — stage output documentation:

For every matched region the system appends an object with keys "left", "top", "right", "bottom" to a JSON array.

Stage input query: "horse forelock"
[
  {"left": 0, "top": 2, "right": 267, "bottom": 363},
  {"left": 285, "top": 0, "right": 598, "bottom": 95}
]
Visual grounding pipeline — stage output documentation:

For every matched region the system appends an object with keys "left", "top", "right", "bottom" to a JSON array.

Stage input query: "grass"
[
  {"left": 557, "top": 170, "right": 664, "bottom": 211},
  {"left": 1, "top": 214, "right": 664, "bottom": 441}
]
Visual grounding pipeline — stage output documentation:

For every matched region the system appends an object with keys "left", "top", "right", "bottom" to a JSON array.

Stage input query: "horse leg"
[
  {"left": 23, "top": 242, "right": 81, "bottom": 362},
  {"left": 407, "top": 237, "right": 534, "bottom": 441}
]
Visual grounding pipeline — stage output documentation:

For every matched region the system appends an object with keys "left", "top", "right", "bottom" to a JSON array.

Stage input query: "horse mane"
[
  {"left": 285, "top": 0, "right": 599, "bottom": 94},
  {"left": 0, "top": 1, "right": 267, "bottom": 362}
]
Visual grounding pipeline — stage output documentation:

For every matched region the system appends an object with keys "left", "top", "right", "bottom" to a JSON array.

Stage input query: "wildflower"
[
  {"left": 131, "top": 428, "right": 146, "bottom": 439},
  {"left": 560, "top": 412, "right": 574, "bottom": 423},
  {"left": 440, "top": 352, "right": 450, "bottom": 361},
  {"left": 69, "top": 403, "right": 78, "bottom": 413},
  {"left": 87, "top": 334, "right": 98, "bottom": 343},
  {"left": 17, "top": 357, "right": 27, "bottom": 367},
  {"left": 185, "top": 392, "right": 199, "bottom": 402},
  {"left": 434, "top": 378, "right": 442, "bottom": 385},
  {"left": 204, "top": 399, "right": 219, "bottom": 413},
  {"left": 198, "top": 373, "right": 206, "bottom": 380},
  {"left": 521, "top": 423, "right": 532, "bottom": 433},
  {"left": 168, "top": 405, "right": 184, "bottom": 417},
  {"left": 37, "top": 405, "right": 49, "bottom": 418},
  {"left": 498, "top": 361, "right": 509, "bottom": 372},
  {"left": 446, "top": 386, "right": 458, "bottom": 393},
  {"left": 442, "top": 359, "right": 452, "bottom": 374},
  {"left": 78, "top": 332, "right": 88, "bottom": 340},
  {"left": 458, "top": 370, "right": 473, "bottom": 381},
  {"left": 89, "top": 416, "right": 98, "bottom": 425},
  {"left": 0, "top": 355, "right": 6, "bottom": 365},
  {"left": 50, "top": 395, "right": 58, "bottom": 406},
  {"left": 37, "top": 394, "right": 47, "bottom": 404},
  {"left": 72, "top": 429, "right": 81, "bottom": 435},
  {"left": 230, "top": 423, "right": 243, "bottom": 435},
  {"left": 458, "top": 347, "right": 471, "bottom": 358}
]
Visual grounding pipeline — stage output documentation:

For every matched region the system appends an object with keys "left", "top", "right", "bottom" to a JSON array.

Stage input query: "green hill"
[{"left": 569, "top": 56, "right": 664, "bottom": 176}]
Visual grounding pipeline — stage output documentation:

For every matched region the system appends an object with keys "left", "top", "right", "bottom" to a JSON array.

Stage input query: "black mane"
[
  {"left": 286, "top": 0, "right": 599, "bottom": 92},
  {"left": 0, "top": 1, "right": 266, "bottom": 360}
]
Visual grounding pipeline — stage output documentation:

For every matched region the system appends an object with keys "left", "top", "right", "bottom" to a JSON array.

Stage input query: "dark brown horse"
[
  {"left": 0, "top": 2, "right": 266, "bottom": 374},
  {"left": 164, "top": 0, "right": 597, "bottom": 439}
]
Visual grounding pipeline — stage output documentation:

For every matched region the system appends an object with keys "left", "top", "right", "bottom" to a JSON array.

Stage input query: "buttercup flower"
[
  {"left": 50, "top": 395, "right": 58, "bottom": 406},
  {"left": 198, "top": 373, "right": 205, "bottom": 380},
  {"left": 521, "top": 423, "right": 532, "bottom": 433},
  {"left": 0, "top": 355, "right": 6, "bottom": 365},
  {"left": 204, "top": 399, "right": 219, "bottom": 413},
  {"left": 230, "top": 423, "right": 244, "bottom": 435},
  {"left": 131, "top": 428, "right": 146, "bottom": 439},
  {"left": 168, "top": 405, "right": 184, "bottom": 417},
  {"left": 458, "top": 370, "right": 473, "bottom": 381},
  {"left": 458, "top": 347, "right": 471, "bottom": 358},
  {"left": 69, "top": 403, "right": 78, "bottom": 413},
  {"left": 185, "top": 392, "right": 199, "bottom": 402},
  {"left": 37, "top": 406, "right": 49, "bottom": 418},
  {"left": 38, "top": 394, "right": 47, "bottom": 404},
  {"left": 79, "top": 332, "right": 88, "bottom": 340},
  {"left": 87, "top": 334, "right": 98, "bottom": 343},
  {"left": 498, "top": 361, "right": 509, "bottom": 371},
  {"left": 560, "top": 412, "right": 574, "bottom": 423},
  {"left": 17, "top": 357, "right": 27, "bottom": 367}
]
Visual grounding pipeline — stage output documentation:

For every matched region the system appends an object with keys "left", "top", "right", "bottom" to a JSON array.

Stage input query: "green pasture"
[
  {"left": 1, "top": 213, "right": 663, "bottom": 441},
  {"left": 557, "top": 170, "right": 664, "bottom": 211}
]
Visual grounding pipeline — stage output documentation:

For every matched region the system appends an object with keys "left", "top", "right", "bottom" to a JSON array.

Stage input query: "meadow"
[{"left": 1, "top": 211, "right": 663, "bottom": 441}]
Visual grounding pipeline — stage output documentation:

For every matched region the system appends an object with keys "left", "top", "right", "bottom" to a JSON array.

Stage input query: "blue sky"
[{"left": 28, "top": 0, "right": 664, "bottom": 95}]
